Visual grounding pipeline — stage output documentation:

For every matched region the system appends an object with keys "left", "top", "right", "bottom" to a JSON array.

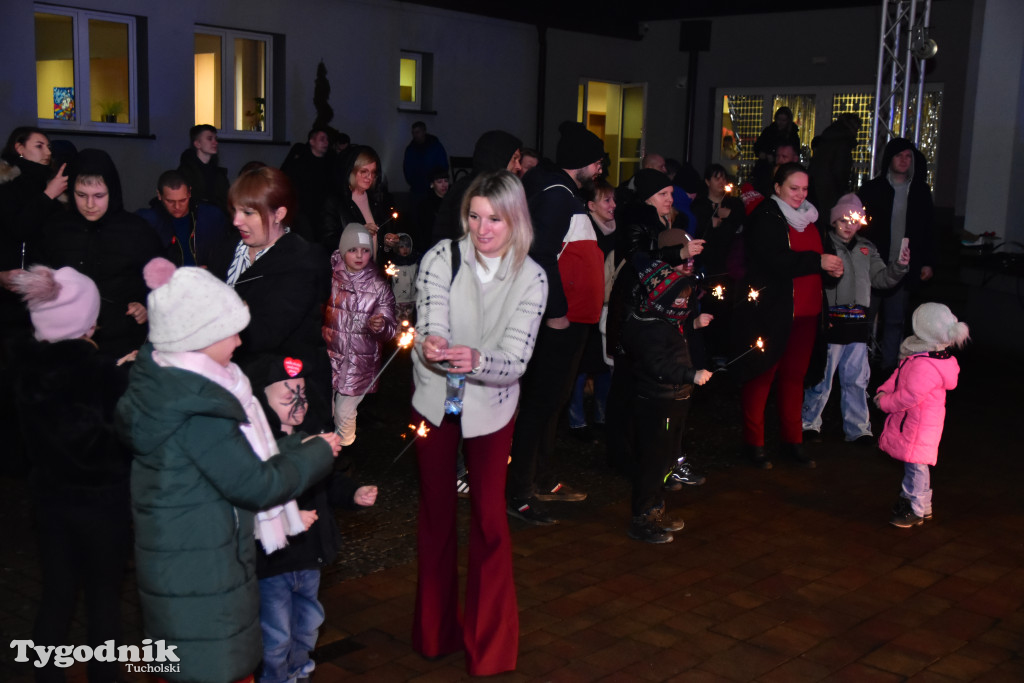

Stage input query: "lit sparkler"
[
  {"left": 384, "top": 261, "right": 399, "bottom": 277},
  {"left": 747, "top": 286, "right": 765, "bottom": 302},
  {"left": 843, "top": 211, "right": 868, "bottom": 226},
  {"left": 723, "top": 336, "right": 766, "bottom": 368},
  {"left": 378, "top": 211, "right": 400, "bottom": 229},
  {"left": 711, "top": 284, "right": 725, "bottom": 300},
  {"left": 393, "top": 420, "right": 430, "bottom": 463},
  {"left": 724, "top": 183, "right": 735, "bottom": 194},
  {"left": 357, "top": 321, "right": 415, "bottom": 400}
]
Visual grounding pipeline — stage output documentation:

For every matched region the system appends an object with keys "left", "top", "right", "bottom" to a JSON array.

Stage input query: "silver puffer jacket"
[{"left": 322, "top": 252, "right": 398, "bottom": 395}]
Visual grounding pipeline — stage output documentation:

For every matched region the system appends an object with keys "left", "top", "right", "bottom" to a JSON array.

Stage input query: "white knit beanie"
[
  {"left": 338, "top": 223, "right": 373, "bottom": 253},
  {"left": 144, "top": 258, "right": 251, "bottom": 352},
  {"left": 911, "top": 302, "right": 970, "bottom": 351}
]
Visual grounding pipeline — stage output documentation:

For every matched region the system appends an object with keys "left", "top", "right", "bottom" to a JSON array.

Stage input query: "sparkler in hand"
[
  {"left": 711, "top": 284, "right": 725, "bottom": 300},
  {"left": 724, "top": 336, "right": 766, "bottom": 368},
  {"left": 747, "top": 286, "right": 765, "bottom": 303},
  {"left": 384, "top": 261, "right": 399, "bottom": 277},
  {"left": 358, "top": 321, "right": 415, "bottom": 400}
]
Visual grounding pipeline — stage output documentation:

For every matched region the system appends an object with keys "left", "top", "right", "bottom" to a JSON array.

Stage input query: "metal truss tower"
[{"left": 870, "top": 0, "right": 935, "bottom": 177}]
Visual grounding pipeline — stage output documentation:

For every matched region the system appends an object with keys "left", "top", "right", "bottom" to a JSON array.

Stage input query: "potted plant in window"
[
  {"left": 246, "top": 97, "right": 266, "bottom": 132},
  {"left": 100, "top": 100, "right": 124, "bottom": 123}
]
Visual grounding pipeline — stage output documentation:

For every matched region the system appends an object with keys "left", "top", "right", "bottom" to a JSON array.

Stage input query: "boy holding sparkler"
[
  {"left": 620, "top": 254, "right": 713, "bottom": 543},
  {"left": 801, "top": 194, "right": 909, "bottom": 445},
  {"left": 322, "top": 223, "right": 398, "bottom": 448}
]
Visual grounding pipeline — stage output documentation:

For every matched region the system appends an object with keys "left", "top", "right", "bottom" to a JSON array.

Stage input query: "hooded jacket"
[
  {"left": 857, "top": 138, "right": 935, "bottom": 282},
  {"left": 877, "top": 351, "right": 959, "bottom": 466},
  {"left": 36, "top": 149, "right": 163, "bottom": 357},
  {"left": 115, "top": 344, "right": 334, "bottom": 683},
  {"left": 430, "top": 130, "right": 522, "bottom": 247},
  {"left": 823, "top": 230, "right": 908, "bottom": 344},
  {"left": 322, "top": 250, "right": 398, "bottom": 395}
]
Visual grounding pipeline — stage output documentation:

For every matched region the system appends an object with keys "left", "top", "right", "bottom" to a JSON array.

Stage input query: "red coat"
[
  {"left": 322, "top": 252, "right": 398, "bottom": 395},
  {"left": 877, "top": 352, "right": 959, "bottom": 466}
]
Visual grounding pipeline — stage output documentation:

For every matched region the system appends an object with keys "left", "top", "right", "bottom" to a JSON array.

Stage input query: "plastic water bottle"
[{"left": 444, "top": 372, "right": 466, "bottom": 415}]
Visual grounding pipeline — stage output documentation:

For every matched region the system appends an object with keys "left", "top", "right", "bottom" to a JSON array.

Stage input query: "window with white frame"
[
  {"left": 399, "top": 50, "right": 436, "bottom": 112},
  {"left": 34, "top": 5, "right": 139, "bottom": 133},
  {"left": 194, "top": 27, "right": 273, "bottom": 138}
]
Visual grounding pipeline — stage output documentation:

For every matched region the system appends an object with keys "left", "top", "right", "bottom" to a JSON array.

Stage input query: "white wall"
[
  {"left": 0, "top": 0, "right": 538, "bottom": 209},
  {"left": 963, "top": 0, "right": 1024, "bottom": 245}
]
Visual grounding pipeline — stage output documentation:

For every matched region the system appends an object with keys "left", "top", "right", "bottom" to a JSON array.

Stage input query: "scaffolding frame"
[{"left": 870, "top": 0, "right": 933, "bottom": 177}]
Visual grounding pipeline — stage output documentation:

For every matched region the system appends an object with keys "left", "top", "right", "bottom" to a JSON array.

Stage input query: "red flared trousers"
[
  {"left": 741, "top": 315, "right": 818, "bottom": 446},
  {"left": 411, "top": 410, "right": 518, "bottom": 677}
]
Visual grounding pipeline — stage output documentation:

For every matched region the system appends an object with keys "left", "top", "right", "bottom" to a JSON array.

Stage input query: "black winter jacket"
[{"left": 621, "top": 313, "right": 697, "bottom": 400}]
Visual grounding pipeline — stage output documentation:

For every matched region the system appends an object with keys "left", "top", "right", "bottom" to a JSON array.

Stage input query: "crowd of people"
[{"left": 0, "top": 110, "right": 966, "bottom": 680}]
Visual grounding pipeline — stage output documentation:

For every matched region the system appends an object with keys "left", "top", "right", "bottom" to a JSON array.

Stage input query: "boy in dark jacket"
[
  {"left": 620, "top": 255, "right": 713, "bottom": 543},
  {"left": 245, "top": 353, "right": 377, "bottom": 683}
]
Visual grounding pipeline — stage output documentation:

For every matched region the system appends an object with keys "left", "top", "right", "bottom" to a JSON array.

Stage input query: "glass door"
[{"left": 577, "top": 80, "right": 646, "bottom": 186}]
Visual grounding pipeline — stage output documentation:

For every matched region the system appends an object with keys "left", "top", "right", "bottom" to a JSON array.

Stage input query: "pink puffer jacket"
[
  {"left": 322, "top": 252, "right": 398, "bottom": 395},
  {"left": 877, "top": 352, "right": 959, "bottom": 466}
]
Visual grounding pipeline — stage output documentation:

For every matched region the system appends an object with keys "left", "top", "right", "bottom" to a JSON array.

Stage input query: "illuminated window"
[
  {"left": 399, "top": 51, "right": 433, "bottom": 111},
  {"left": 194, "top": 28, "right": 272, "bottom": 138},
  {"left": 34, "top": 5, "right": 138, "bottom": 132}
]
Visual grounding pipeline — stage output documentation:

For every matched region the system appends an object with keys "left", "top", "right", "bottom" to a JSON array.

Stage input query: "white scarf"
[
  {"left": 771, "top": 195, "right": 819, "bottom": 232},
  {"left": 153, "top": 349, "right": 306, "bottom": 553}
]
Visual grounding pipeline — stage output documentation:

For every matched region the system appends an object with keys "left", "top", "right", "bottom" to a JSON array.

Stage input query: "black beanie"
[
  {"left": 555, "top": 121, "right": 604, "bottom": 169},
  {"left": 634, "top": 169, "right": 673, "bottom": 201}
]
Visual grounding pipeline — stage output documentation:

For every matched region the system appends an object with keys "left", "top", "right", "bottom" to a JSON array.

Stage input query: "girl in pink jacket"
[
  {"left": 874, "top": 303, "right": 969, "bottom": 528},
  {"left": 322, "top": 223, "right": 398, "bottom": 447}
]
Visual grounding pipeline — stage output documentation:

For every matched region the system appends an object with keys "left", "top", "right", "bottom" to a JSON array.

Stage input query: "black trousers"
[
  {"left": 631, "top": 396, "right": 691, "bottom": 516},
  {"left": 32, "top": 493, "right": 131, "bottom": 683},
  {"left": 507, "top": 322, "right": 590, "bottom": 500}
]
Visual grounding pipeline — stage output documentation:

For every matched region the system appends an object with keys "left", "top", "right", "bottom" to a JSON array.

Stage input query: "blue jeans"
[
  {"left": 568, "top": 371, "right": 611, "bottom": 429},
  {"left": 802, "top": 342, "right": 872, "bottom": 440},
  {"left": 259, "top": 570, "right": 324, "bottom": 683},
  {"left": 902, "top": 462, "right": 933, "bottom": 517}
]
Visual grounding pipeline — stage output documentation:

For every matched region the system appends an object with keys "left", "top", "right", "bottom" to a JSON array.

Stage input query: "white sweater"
[{"left": 412, "top": 238, "right": 547, "bottom": 437}]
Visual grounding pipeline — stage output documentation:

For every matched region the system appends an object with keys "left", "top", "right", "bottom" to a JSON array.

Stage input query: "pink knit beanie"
[{"left": 12, "top": 266, "right": 101, "bottom": 342}]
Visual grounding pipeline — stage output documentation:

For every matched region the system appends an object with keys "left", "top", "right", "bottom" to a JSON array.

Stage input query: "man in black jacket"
[
  {"left": 178, "top": 124, "right": 229, "bottom": 212},
  {"left": 137, "top": 170, "right": 230, "bottom": 267},
  {"left": 858, "top": 138, "right": 935, "bottom": 372}
]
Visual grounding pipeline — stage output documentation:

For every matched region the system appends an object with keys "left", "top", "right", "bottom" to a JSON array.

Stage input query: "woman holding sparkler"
[
  {"left": 410, "top": 170, "right": 547, "bottom": 676},
  {"left": 735, "top": 163, "right": 844, "bottom": 469},
  {"left": 320, "top": 145, "right": 398, "bottom": 261}
]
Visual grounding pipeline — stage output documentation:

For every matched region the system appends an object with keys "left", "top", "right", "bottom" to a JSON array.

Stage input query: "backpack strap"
[{"left": 450, "top": 239, "right": 461, "bottom": 284}]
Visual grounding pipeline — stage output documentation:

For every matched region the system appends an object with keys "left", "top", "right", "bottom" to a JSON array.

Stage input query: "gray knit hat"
[
  {"left": 338, "top": 223, "right": 373, "bottom": 253},
  {"left": 143, "top": 258, "right": 250, "bottom": 352}
]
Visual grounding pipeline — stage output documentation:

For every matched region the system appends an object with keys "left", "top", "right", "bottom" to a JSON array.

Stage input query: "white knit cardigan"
[{"left": 412, "top": 238, "right": 547, "bottom": 437}]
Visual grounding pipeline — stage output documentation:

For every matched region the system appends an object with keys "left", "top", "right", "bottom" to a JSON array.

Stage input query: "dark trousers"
[
  {"left": 412, "top": 411, "right": 518, "bottom": 677},
  {"left": 741, "top": 315, "right": 818, "bottom": 446},
  {"left": 604, "top": 354, "right": 635, "bottom": 474},
  {"left": 32, "top": 494, "right": 131, "bottom": 683},
  {"left": 631, "top": 397, "right": 690, "bottom": 516},
  {"left": 506, "top": 322, "right": 589, "bottom": 499}
]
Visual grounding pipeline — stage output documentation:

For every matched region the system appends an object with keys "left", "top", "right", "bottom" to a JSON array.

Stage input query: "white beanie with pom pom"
[
  {"left": 911, "top": 302, "right": 970, "bottom": 352},
  {"left": 144, "top": 257, "right": 251, "bottom": 352}
]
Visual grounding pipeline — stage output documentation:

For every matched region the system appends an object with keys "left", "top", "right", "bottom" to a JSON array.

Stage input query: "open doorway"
[{"left": 577, "top": 80, "right": 647, "bottom": 187}]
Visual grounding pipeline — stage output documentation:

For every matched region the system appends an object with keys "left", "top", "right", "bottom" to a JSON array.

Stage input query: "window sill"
[
  {"left": 39, "top": 128, "right": 154, "bottom": 140},
  {"left": 397, "top": 108, "right": 438, "bottom": 116}
]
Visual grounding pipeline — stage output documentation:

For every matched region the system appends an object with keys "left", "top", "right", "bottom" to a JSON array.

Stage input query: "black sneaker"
[
  {"left": 663, "top": 461, "right": 707, "bottom": 490},
  {"left": 507, "top": 498, "right": 557, "bottom": 525},
  {"left": 628, "top": 514, "right": 673, "bottom": 544},
  {"left": 744, "top": 444, "right": 772, "bottom": 470},
  {"left": 534, "top": 482, "right": 588, "bottom": 502},
  {"left": 892, "top": 496, "right": 932, "bottom": 520},
  {"left": 651, "top": 503, "right": 685, "bottom": 532},
  {"left": 852, "top": 434, "right": 875, "bottom": 448}
]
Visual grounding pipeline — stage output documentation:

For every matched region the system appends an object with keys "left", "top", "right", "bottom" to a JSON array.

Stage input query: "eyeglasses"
[{"left": 357, "top": 168, "right": 377, "bottom": 177}]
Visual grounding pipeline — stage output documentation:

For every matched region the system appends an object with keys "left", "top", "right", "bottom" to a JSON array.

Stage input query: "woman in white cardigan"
[{"left": 410, "top": 171, "right": 547, "bottom": 676}]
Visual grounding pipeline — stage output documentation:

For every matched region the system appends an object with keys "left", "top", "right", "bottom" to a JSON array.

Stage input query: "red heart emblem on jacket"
[
  {"left": 283, "top": 357, "right": 303, "bottom": 377},
  {"left": 860, "top": 247, "right": 870, "bottom": 255}
]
